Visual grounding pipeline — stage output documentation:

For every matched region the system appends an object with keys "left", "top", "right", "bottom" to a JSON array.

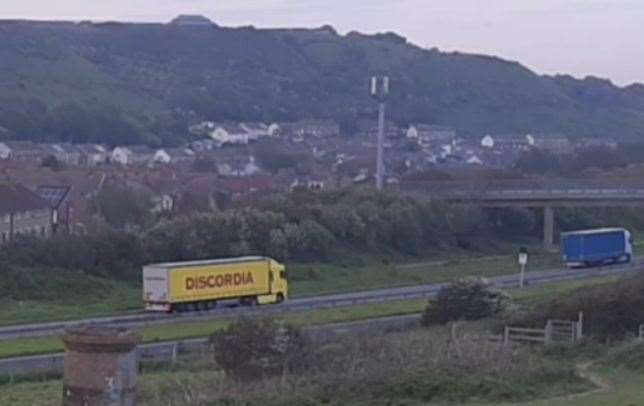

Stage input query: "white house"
[
  {"left": 76, "top": 144, "right": 109, "bottom": 167},
  {"left": 209, "top": 124, "right": 252, "bottom": 145},
  {"left": 151, "top": 194, "right": 175, "bottom": 213},
  {"left": 112, "top": 146, "right": 155, "bottom": 166},
  {"left": 240, "top": 122, "right": 269, "bottom": 139},
  {"left": 0, "top": 142, "right": 11, "bottom": 159},
  {"left": 406, "top": 124, "right": 456, "bottom": 147},
  {"left": 154, "top": 148, "right": 195, "bottom": 165},
  {"left": 217, "top": 157, "right": 261, "bottom": 177},
  {"left": 481, "top": 134, "right": 534, "bottom": 150},
  {"left": 267, "top": 123, "right": 281, "bottom": 137}
]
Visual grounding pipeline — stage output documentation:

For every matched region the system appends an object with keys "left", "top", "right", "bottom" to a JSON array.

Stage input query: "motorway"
[
  {"left": 0, "top": 261, "right": 641, "bottom": 377},
  {"left": 0, "top": 260, "right": 642, "bottom": 342}
]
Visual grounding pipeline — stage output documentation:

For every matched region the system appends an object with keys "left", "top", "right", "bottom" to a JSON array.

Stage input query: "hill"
[{"left": 1, "top": 19, "right": 644, "bottom": 146}]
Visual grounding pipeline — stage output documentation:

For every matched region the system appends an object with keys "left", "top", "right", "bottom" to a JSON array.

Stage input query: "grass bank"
[
  {"left": 0, "top": 273, "right": 614, "bottom": 360},
  {"left": 0, "top": 247, "right": 561, "bottom": 327}
]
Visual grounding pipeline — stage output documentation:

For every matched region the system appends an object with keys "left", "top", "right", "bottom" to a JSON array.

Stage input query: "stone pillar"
[
  {"left": 62, "top": 326, "right": 141, "bottom": 406},
  {"left": 543, "top": 205, "right": 556, "bottom": 252}
]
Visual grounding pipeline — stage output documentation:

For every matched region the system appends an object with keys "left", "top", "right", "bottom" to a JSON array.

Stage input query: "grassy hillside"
[{"left": 1, "top": 20, "right": 644, "bottom": 145}]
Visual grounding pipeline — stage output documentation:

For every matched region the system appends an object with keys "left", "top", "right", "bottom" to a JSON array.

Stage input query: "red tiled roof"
[{"left": 0, "top": 183, "right": 49, "bottom": 215}]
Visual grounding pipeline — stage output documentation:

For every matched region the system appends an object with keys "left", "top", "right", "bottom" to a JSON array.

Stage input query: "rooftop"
[{"left": 0, "top": 183, "right": 50, "bottom": 215}]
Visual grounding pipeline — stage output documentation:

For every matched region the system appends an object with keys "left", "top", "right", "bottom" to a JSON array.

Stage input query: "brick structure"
[{"left": 62, "top": 326, "right": 141, "bottom": 406}]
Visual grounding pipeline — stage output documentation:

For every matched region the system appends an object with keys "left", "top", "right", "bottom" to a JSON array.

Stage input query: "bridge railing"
[{"left": 399, "top": 179, "right": 644, "bottom": 200}]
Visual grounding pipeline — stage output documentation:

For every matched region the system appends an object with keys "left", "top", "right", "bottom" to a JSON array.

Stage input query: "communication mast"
[{"left": 370, "top": 76, "right": 390, "bottom": 190}]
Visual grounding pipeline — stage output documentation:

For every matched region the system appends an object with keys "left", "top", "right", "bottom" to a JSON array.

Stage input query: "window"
[{"left": 280, "top": 271, "right": 287, "bottom": 279}]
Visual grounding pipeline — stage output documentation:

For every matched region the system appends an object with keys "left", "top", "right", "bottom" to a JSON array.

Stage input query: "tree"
[
  {"left": 209, "top": 318, "right": 306, "bottom": 381},
  {"left": 422, "top": 277, "right": 510, "bottom": 326},
  {"left": 93, "top": 186, "right": 153, "bottom": 230}
]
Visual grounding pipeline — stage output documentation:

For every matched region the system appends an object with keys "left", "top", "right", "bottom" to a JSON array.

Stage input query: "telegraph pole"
[{"left": 370, "top": 76, "right": 390, "bottom": 190}]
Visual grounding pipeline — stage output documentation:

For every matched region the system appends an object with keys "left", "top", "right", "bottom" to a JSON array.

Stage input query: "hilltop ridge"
[{"left": 0, "top": 18, "right": 643, "bottom": 146}]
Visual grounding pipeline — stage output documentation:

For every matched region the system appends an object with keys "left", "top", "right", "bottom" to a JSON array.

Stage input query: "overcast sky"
[{"left": 3, "top": 0, "right": 643, "bottom": 86}]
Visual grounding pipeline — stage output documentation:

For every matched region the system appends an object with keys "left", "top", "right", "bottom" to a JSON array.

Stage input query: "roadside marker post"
[{"left": 518, "top": 247, "right": 528, "bottom": 288}]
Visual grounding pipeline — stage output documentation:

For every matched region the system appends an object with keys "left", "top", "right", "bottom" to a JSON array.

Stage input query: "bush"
[
  {"left": 422, "top": 277, "right": 510, "bottom": 325},
  {"left": 209, "top": 318, "right": 307, "bottom": 381},
  {"left": 508, "top": 273, "right": 644, "bottom": 340}
]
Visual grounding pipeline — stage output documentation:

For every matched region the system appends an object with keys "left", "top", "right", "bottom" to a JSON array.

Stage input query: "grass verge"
[{"left": 0, "top": 273, "right": 615, "bottom": 360}]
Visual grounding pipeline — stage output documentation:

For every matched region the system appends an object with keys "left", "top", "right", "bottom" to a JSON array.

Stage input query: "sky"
[{"left": 3, "top": 0, "right": 643, "bottom": 86}]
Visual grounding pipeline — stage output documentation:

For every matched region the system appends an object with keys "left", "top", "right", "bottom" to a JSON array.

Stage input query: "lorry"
[
  {"left": 143, "top": 256, "right": 288, "bottom": 312},
  {"left": 561, "top": 228, "right": 633, "bottom": 268}
]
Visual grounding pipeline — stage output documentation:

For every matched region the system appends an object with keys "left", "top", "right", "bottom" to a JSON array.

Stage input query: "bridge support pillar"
[{"left": 543, "top": 205, "right": 556, "bottom": 252}]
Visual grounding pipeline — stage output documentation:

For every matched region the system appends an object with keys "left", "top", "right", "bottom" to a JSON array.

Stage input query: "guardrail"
[{"left": 0, "top": 261, "right": 639, "bottom": 342}]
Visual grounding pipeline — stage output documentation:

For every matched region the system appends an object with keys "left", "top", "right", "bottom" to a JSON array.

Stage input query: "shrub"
[
  {"left": 209, "top": 318, "right": 307, "bottom": 381},
  {"left": 422, "top": 277, "right": 510, "bottom": 326},
  {"left": 507, "top": 273, "right": 644, "bottom": 340}
]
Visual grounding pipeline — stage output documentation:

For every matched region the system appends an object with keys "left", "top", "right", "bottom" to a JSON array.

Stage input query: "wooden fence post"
[
  {"left": 576, "top": 312, "right": 583, "bottom": 341},
  {"left": 504, "top": 326, "right": 510, "bottom": 345}
]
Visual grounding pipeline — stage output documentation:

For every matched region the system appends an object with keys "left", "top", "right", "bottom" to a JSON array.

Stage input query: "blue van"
[{"left": 561, "top": 228, "right": 633, "bottom": 268}]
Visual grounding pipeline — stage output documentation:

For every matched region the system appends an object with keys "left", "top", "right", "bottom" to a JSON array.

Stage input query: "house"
[
  {"left": 407, "top": 125, "right": 456, "bottom": 147},
  {"left": 209, "top": 124, "right": 252, "bottom": 145},
  {"left": 112, "top": 146, "right": 155, "bottom": 166},
  {"left": 240, "top": 123, "right": 270, "bottom": 139},
  {"left": 36, "top": 185, "right": 72, "bottom": 234},
  {"left": 0, "top": 141, "right": 46, "bottom": 162},
  {"left": 154, "top": 148, "right": 196, "bottom": 165},
  {"left": 531, "top": 134, "right": 573, "bottom": 154},
  {"left": 290, "top": 175, "right": 326, "bottom": 191},
  {"left": 217, "top": 157, "right": 262, "bottom": 177},
  {"left": 576, "top": 138, "right": 618, "bottom": 150},
  {"left": 76, "top": 144, "right": 109, "bottom": 167},
  {"left": 481, "top": 134, "right": 535, "bottom": 151},
  {"left": 356, "top": 119, "right": 401, "bottom": 139},
  {"left": 44, "top": 143, "right": 82, "bottom": 166},
  {"left": 0, "top": 183, "right": 52, "bottom": 244},
  {"left": 276, "top": 120, "right": 340, "bottom": 139}
]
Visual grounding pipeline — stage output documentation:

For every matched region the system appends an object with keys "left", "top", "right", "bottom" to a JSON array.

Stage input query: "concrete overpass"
[{"left": 401, "top": 179, "right": 644, "bottom": 251}]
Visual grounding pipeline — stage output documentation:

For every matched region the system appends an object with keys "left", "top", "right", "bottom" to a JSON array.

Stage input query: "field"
[{"left": 0, "top": 248, "right": 561, "bottom": 327}]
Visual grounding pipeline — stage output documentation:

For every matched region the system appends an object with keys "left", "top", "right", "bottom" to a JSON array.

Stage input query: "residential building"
[
  {"left": 531, "top": 134, "right": 574, "bottom": 155},
  {"left": 356, "top": 119, "right": 401, "bottom": 139},
  {"left": 0, "top": 141, "right": 46, "bottom": 162},
  {"left": 37, "top": 185, "right": 72, "bottom": 234},
  {"left": 576, "top": 138, "right": 618, "bottom": 150},
  {"left": 112, "top": 146, "right": 155, "bottom": 166},
  {"left": 481, "top": 134, "right": 535, "bottom": 151},
  {"left": 44, "top": 143, "right": 82, "bottom": 166},
  {"left": 216, "top": 157, "right": 261, "bottom": 177},
  {"left": 0, "top": 183, "right": 52, "bottom": 244},
  {"left": 276, "top": 120, "right": 340, "bottom": 138},
  {"left": 76, "top": 144, "right": 109, "bottom": 167},
  {"left": 406, "top": 124, "right": 456, "bottom": 147},
  {"left": 240, "top": 122, "right": 270, "bottom": 138},
  {"left": 154, "top": 148, "right": 196, "bottom": 165},
  {"left": 209, "top": 124, "right": 252, "bottom": 145}
]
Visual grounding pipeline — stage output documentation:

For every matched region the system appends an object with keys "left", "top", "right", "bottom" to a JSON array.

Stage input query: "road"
[{"left": 0, "top": 260, "right": 641, "bottom": 342}]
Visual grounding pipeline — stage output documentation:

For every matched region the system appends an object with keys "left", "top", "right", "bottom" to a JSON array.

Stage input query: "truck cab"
[{"left": 266, "top": 259, "right": 288, "bottom": 303}]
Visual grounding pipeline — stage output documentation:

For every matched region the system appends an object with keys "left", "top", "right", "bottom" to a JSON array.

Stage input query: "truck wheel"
[{"left": 276, "top": 293, "right": 285, "bottom": 303}]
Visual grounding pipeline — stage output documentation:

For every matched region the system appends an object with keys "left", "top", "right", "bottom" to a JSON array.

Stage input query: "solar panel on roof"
[{"left": 36, "top": 186, "right": 70, "bottom": 207}]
